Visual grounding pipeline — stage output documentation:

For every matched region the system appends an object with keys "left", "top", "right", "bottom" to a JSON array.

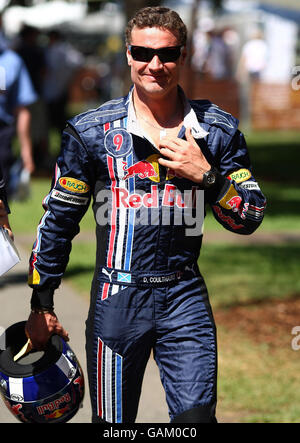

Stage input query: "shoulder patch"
[{"left": 69, "top": 97, "right": 128, "bottom": 131}]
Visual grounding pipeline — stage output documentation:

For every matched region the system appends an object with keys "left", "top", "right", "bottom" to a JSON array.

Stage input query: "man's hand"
[
  {"left": 25, "top": 311, "right": 69, "bottom": 351},
  {"left": 0, "top": 199, "right": 13, "bottom": 240},
  {"left": 158, "top": 127, "right": 211, "bottom": 183}
]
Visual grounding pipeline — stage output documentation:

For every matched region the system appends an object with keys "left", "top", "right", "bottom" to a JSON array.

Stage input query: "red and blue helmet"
[{"left": 0, "top": 321, "right": 84, "bottom": 423}]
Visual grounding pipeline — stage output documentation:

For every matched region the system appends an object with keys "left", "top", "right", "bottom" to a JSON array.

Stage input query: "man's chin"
[{"left": 141, "top": 82, "right": 170, "bottom": 97}]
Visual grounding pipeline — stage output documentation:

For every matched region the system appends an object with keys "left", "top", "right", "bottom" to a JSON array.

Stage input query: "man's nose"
[{"left": 148, "top": 55, "right": 163, "bottom": 69}]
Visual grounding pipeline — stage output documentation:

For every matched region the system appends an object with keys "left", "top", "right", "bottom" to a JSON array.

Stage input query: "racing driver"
[{"left": 25, "top": 7, "right": 266, "bottom": 423}]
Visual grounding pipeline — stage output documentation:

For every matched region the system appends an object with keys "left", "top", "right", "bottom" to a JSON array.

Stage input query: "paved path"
[{"left": 0, "top": 241, "right": 240, "bottom": 424}]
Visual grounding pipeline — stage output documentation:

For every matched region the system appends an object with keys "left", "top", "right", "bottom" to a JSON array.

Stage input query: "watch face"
[
  {"left": 207, "top": 173, "right": 216, "bottom": 185},
  {"left": 203, "top": 171, "right": 216, "bottom": 187}
]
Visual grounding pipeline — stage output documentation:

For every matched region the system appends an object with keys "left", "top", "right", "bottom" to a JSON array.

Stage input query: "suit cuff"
[
  {"left": 31, "top": 288, "right": 54, "bottom": 310},
  {"left": 205, "top": 168, "right": 231, "bottom": 204}
]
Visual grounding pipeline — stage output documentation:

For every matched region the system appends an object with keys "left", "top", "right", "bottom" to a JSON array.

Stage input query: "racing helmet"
[{"left": 0, "top": 321, "right": 84, "bottom": 423}]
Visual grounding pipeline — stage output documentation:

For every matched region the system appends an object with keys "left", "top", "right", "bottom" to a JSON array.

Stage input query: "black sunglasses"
[{"left": 128, "top": 45, "right": 183, "bottom": 63}]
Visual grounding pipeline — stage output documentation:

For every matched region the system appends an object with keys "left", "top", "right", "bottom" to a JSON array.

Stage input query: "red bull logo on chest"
[{"left": 122, "top": 161, "right": 158, "bottom": 181}]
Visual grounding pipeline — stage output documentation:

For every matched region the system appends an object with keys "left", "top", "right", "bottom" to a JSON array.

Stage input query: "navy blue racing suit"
[{"left": 28, "top": 88, "right": 266, "bottom": 423}]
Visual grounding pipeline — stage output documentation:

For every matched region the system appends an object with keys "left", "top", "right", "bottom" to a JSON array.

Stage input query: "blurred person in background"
[
  {"left": 204, "top": 29, "right": 233, "bottom": 79},
  {"left": 237, "top": 29, "right": 268, "bottom": 82},
  {"left": 15, "top": 25, "right": 50, "bottom": 172},
  {"left": 42, "top": 30, "right": 83, "bottom": 135},
  {"left": 0, "top": 12, "right": 37, "bottom": 196},
  {"left": 25, "top": 7, "right": 266, "bottom": 424}
]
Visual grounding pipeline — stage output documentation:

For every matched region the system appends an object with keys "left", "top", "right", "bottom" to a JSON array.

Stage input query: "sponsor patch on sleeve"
[
  {"left": 239, "top": 180, "right": 261, "bottom": 191},
  {"left": 218, "top": 184, "right": 239, "bottom": 210},
  {"left": 51, "top": 190, "right": 89, "bottom": 205},
  {"left": 59, "top": 177, "right": 90, "bottom": 194},
  {"left": 227, "top": 169, "right": 252, "bottom": 183}
]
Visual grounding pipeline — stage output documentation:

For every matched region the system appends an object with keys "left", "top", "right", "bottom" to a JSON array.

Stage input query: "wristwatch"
[{"left": 202, "top": 167, "right": 217, "bottom": 188}]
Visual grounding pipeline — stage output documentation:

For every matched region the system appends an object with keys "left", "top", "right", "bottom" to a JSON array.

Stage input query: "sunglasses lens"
[
  {"left": 130, "top": 46, "right": 182, "bottom": 63},
  {"left": 130, "top": 46, "right": 152, "bottom": 62},
  {"left": 158, "top": 47, "right": 182, "bottom": 62}
]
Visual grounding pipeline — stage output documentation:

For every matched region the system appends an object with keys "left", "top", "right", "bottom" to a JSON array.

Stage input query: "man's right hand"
[{"left": 25, "top": 311, "right": 69, "bottom": 351}]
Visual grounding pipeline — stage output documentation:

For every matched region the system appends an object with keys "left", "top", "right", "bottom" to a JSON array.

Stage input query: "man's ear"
[
  {"left": 180, "top": 46, "right": 187, "bottom": 65},
  {"left": 126, "top": 47, "right": 132, "bottom": 66}
]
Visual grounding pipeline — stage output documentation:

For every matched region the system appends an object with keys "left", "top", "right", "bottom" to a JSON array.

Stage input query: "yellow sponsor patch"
[
  {"left": 28, "top": 269, "right": 40, "bottom": 285},
  {"left": 59, "top": 177, "right": 90, "bottom": 194},
  {"left": 228, "top": 169, "right": 251, "bottom": 183},
  {"left": 219, "top": 184, "right": 239, "bottom": 210}
]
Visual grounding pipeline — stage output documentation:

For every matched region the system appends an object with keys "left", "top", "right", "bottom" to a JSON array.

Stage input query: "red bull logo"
[
  {"left": 114, "top": 184, "right": 198, "bottom": 209},
  {"left": 9, "top": 403, "right": 28, "bottom": 422},
  {"left": 36, "top": 393, "right": 71, "bottom": 416},
  {"left": 122, "top": 161, "right": 158, "bottom": 180},
  {"left": 122, "top": 154, "right": 182, "bottom": 182},
  {"left": 226, "top": 196, "right": 249, "bottom": 219},
  {"left": 44, "top": 405, "right": 70, "bottom": 420},
  {"left": 115, "top": 185, "right": 158, "bottom": 208},
  {"left": 226, "top": 196, "right": 242, "bottom": 212},
  {"left": 213, "top": 205, "right": 244, "bottom": 230}
]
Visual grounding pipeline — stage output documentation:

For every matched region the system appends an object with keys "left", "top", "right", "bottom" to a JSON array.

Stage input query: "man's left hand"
[{"left": 158, "top": 127, "right": 211, "bottom": 183}]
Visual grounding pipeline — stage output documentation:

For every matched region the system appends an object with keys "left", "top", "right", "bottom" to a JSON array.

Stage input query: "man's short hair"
[{"left": 125, "top": 6, "right": 187, "bottom": 46}]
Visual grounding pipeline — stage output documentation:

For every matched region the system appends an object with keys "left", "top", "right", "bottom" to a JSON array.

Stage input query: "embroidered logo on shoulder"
[
  {"left": 228, "top": 169, "right": 251, "bottom": 183},
  {"left": 104, "top": 128, "right": 132, "bottom": 158},
  {"left": 59, "top": 177, "right": 90, "bottom": 194},
  {"left": 198, "top": 105, "right": 234, "bottom": 129}
]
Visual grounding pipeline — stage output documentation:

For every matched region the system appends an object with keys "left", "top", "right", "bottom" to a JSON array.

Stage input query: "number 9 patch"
[{"left": 104, "top": 129, "right": 132, "bottom": 158}]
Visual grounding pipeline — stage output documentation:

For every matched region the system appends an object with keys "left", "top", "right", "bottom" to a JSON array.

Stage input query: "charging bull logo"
[
  {"left": 44, "top": 405, "right": 70, "bottom": 420},
  {"left": 226, "top": 196, "right": 242, "bottom": 211},
  {"left": 7, "top": 402, "right": 29, "bottom": 423},
  {"left": 226, "top": 196, "right": 249, "bottom": 220},
  {"left": 122, "top": 160, "right": 158, "bottom": 180},
  {"left": 122, "top": 154, "right": 181, "bottom": 182}
]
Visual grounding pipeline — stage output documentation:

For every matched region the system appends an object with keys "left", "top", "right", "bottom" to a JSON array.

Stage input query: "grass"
[
  {"left": 217, "top": 326, "right": 300, "bottom": 423},
  {"left": 199, "top": 243, "right": 300, "bottom": 309}
]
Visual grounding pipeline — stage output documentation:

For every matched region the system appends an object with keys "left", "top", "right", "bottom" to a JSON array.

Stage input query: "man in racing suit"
[{"left": 25, "top": 7, "right": 266, "bottom": 423}]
